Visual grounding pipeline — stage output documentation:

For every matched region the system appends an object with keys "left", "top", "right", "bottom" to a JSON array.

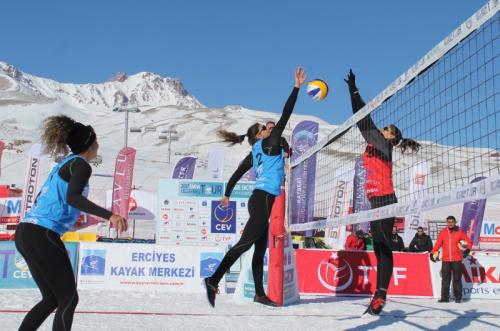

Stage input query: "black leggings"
[
  {"left": 15, "top": 223, "right": 79, "bottom": 331},
  {"left": 210, "top": 189, "right": 275, "bottom": 296},
  {"left": 369, "top": 194, "right": 397, "bottom": 298}
]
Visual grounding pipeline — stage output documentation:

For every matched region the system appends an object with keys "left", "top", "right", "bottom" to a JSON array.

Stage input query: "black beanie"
[{"left": 67, "top": 122, "right": 96, "bottom": 154}]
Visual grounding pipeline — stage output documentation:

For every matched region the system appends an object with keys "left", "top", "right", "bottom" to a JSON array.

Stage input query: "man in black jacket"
[
  {"left": 409, "top": 226, "right": 433, "bottom": 252},
  {"left": 391, "top": 226, "right": 405, "bottom": 251}
]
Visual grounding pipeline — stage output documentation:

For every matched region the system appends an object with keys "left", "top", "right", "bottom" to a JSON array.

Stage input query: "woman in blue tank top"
[
  {"left": 15, "top": 115, "right": 127, "bottom": 331},
  {"left": 203, "top": 68, "right": 306, "bottom": 308}
]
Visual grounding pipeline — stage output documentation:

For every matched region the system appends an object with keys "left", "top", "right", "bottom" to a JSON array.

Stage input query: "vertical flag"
[
  {"left": 403, "top": 161, "right": 429, "bottom": 246},
  {"left": 207, "top": 145, "right": 225, "bottom": 180},
  {"left": 20, "top": 144, "right": 43, "bottom": 219},
  {"left": 172, "top": 156, "right": 197, "bottom": 179},
  {"left": 352, "top": 156, "right": 371, "bottom": 233},
  {"left": 0, "top": 141, "right": 4, "bottom": 177},
  {"left": 290, "top": 121, "right": 318, "bottom": 236},
  {"left": 111, "top": 147, "right": 136, "bottom": 218},
  {"left": 325, "top": 169, "right": 353, "bottom": 248},
  {"left": 460, "top": 176, "right": 487, "bottom": 248}
]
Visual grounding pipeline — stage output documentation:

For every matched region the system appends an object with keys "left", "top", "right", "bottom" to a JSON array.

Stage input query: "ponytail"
[
  {"left": 217, "top": 123, "right": 263, "bottom": 146},
  {"left": 397, "top": 138, "right": 421, "bottom": 154},
  {"left": 217, "top": 130, "right": 246, "bottom": 145},
  {"left": 41, "top": 115, "right": 76, "bottom": 156}
]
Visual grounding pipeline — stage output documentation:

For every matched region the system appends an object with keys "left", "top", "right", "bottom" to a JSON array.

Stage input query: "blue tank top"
[
  {"left": 252, "top": 139, "right": 284, "bottom": 195},
  {"left": 22, "top": 155, "right": 89, "bottom": 235}
]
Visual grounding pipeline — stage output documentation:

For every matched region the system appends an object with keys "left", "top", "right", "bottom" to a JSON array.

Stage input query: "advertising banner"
[
  {"left": 0, "top": 198, "right": 22, "bottom": 224},
  {"left": 325, "top": 169, "right": 353, "bottom": 249},
  {"left": 0, "top": 241, "right": 78, "bottom": 289},
  {"left": 429, "top": 252, "right": 500, "bottom": 299},
  {"left": 460, "top": 177, "right": 487, "bottom": 248},
  {"left": 479, "top": 220, "right": 500, "bottom": 250},
  {"left": 290, "top": 120, "right": 318, "bottom": 235},
  {"left": 295, "top": 250, "right": 433, "bottom": 297},
  {"left": 207, "top": 146, "right": 225, "bottom": 180},
  {"left": 157, "top": 179, "right": 254, "bottom": 246},
  {"left": 20, "top": 144, "right": 43, "bottom": 219},
  {"left": 111, "top": 147, "right": 136, "bottom": 218},
  {"left": 404, "top": 161, "right": 429, "bottom": 246},
  {"left": 77, "top": 242, "right": 225, "bottom": 293},
  {"left": 172, "top": 156, "right": 197, "bottom": 180}
]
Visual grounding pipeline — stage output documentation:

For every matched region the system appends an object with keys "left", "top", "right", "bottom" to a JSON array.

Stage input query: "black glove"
[
  {"left": 344, "top": 69, "right": 358, "bottom": 94},
  {"left": 429, "top": 252, "right": 436, "bottom": 263},
  {"left": 462, "top": 249, "right": 471, "bottom": 258}
]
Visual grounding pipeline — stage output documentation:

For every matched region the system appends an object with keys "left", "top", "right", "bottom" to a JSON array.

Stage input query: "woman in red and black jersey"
[{"left": 345, "top": 70, "right": 420, "bottom": 315}]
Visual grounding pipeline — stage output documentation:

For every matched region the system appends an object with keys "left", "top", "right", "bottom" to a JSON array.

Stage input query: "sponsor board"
[
  {"left": 0, "top": 241, "right": 78, "bottom": 288},
  {"left": 429, "top": 252, "right": 500, "bottom": 299},
  {"left": 78, "top": 242, "right": 225, "bottom": 292},
  {"left": 295, "top": 250, "right": 433, "bottom": 297}
]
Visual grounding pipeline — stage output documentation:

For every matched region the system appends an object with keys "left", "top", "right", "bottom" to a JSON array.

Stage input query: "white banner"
[
  {"left": 429, "top": 252, "right": 500, "bottom": 299},
  {"left": 404, "top": 161, "right": 429, "bottom": 246},
  {"left": 106, "top": 189, "right": 157, "bottom": 221},
  {"left": 325, "top": 170, "right": 353, "bottom": 249},
  {"left": 207, "top": 145, "right": 225, "bottom": 180},
  {"left": 78, "top": 242, "right": 226, "bottom": 293},
  {"left": 20, "top": 144, "right": 42, "bottom": 219},
  {"left": 291, "top": 174, "right": 500, "bottom": 231},
  {"left": 233, "top": 233, "right": 300, "bottom": 305},
  {"left": 157, "top": 179, "right": 253, "bottom": 246},
  {"left": 0, "top": 197, "right": 22, "bottom": 224},
  {"left": 479, "top": 220, "right": 500, "bottom": 250}
]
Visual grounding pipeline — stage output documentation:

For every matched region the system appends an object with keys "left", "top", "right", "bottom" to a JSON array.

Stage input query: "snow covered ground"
[{"left": 0, "top": 289, "right": 499, "bottom": 331}]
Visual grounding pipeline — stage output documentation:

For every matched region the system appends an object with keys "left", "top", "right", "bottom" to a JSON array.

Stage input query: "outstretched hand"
[
  {"left": 295, "top": 67, "right": 307, "bottom": 88},
  {"left": 344, "top": 69, "right": 357, "bottom": 92}
]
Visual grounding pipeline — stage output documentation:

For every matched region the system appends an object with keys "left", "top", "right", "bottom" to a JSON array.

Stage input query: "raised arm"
[{"left": 345, "top": 70, "right": 391, "bottom": 158}]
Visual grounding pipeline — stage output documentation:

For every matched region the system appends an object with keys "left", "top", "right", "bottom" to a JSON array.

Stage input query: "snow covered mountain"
[
  {"left": 0, "top": 61, "right": 202, "bottom": 110},
  {"left": 0, "top": 62, "right": 335, "bottom": 205}
]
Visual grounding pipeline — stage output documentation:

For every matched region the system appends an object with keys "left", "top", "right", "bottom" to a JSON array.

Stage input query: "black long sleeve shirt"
[
  {"left": 58, "top": 157, "right": 113, "bottom": 220},
  {"left": 224, "top": 87, "right": 299, "bottom": 197},
  {"left": 350, "top": 90, "right": 392, "bottom": 161}
]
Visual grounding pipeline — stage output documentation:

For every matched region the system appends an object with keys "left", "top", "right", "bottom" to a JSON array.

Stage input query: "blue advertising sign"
[
  {"left": 211, "top": 201, "right": 236, "bottom": 234},
  {"left": 0, "top": 241, "right": 79, "bottom": 289}
]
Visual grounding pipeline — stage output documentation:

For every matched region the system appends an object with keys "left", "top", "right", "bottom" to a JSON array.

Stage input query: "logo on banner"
[
  {"left": 317, "top": 252, "right": 353, "bottom": 291},
  {"left": 14, "top": 253, "right": 29, "bottom": 273},
  {"left": 211, "top": 201, "right": 236, "bottom": 233},
  {"left": 199, "top": 252, "right": 223, "bottom": 277},
  {"left": 80, "top": 250, "right": 106, "bottom": 276},
  {"left": 129, "top": 197, "right": 137, "bottom": 211}
]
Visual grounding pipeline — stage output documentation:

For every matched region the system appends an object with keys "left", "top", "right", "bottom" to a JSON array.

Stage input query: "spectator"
[
  {"left": 409, "top": 226, "right": 433, "bottom": 252},
  {"left": 430, "top": 215, "right": 472, "bottom": 303},
  {"left": 391, "top": 226, "right": 404, "bottom": 251},
  {"left": 345, "top": 230, "right": 366, "bottom": 250},
  {"left": 365, "top": 229, "right": 374, "bottom": 251}
]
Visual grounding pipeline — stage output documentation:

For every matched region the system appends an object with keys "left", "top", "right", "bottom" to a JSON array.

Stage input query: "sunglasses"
[{"left": 261, "top": 125, "right": 267, "bottom": 131}]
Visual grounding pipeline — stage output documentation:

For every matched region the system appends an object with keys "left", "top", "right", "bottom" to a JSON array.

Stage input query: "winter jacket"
[
  {"left": 409, "top": 233, "right": 433, "bottom": 252},
  {"left": 431, "top": 226, "right": 472, "bottom": 262},
  {"left": 391, "top": 233, "right": 405, "bottom": 251},
  {"left": 345, "top": 234, "right": 366, "bottom": 250}
]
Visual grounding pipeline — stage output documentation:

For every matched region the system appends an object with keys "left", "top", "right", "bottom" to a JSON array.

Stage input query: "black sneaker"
[
  {"left": 438, "top": 298, "right": 449, "bottom": 303},
  {"left": 203, "top": 278, "right": 218, "bottom": 308},
  {"left": 455, "top": 298, "right": 462, "bottom": 303},
  {"left": 253, "top": 295, "right": 279, "bottom": 307}
]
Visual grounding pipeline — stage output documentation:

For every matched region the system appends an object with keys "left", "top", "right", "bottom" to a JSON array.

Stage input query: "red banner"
[
  {"left": 111, "top": 147, "right": 136, "bottom": 218},
  {"left": 295, "top": 250, "right": 433, "bottom": 297},
  {"left": 0, "top": 141, "right": 4, "bottom": 177}
]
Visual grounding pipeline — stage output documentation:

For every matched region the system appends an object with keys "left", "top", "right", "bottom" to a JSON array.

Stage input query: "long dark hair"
[
  {"left": 40, "top": 115, "right": 76, "bottom": 156},
  {"left": 386, "top": 124, "right": 421, "bottom": 154},
  {"left": 217, "top": 123, "right": 262, "bottom": 146}
]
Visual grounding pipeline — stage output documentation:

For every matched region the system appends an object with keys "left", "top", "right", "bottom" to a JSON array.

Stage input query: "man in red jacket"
[
  {"left": 430, "top": 216, "right": 472, "bottom": 303},
  {"left": 345, "top": 230, "right": 366, "bottom": 251}
]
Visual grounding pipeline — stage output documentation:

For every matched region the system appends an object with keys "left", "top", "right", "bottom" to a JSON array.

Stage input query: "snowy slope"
[{"left": 0, "top": 62, "right": 335, "bottom": 206}]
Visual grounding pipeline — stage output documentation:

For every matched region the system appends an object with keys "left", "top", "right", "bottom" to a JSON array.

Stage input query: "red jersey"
[{"left": 363, "top": 144, "right": 395, "bottom": 199}]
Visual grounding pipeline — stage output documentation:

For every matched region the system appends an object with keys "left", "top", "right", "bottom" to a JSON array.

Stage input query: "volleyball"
[{"left": 307, "top": 79, "right": 329, "bottom": 101}]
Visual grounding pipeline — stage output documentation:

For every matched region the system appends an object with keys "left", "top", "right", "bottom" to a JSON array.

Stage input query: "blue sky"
[{"left": 0, "top": 0, "right": 483, "bottom": 124}]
